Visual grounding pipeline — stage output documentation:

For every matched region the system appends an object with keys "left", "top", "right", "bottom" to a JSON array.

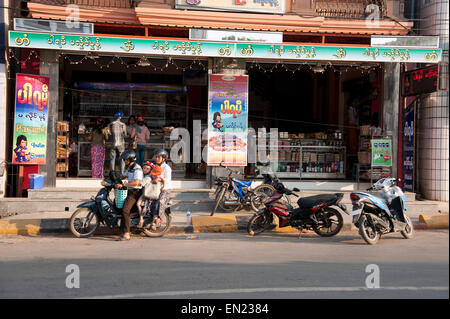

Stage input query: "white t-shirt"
[{"left": 160, "top": 162, "right": 172, "bottom": 190}]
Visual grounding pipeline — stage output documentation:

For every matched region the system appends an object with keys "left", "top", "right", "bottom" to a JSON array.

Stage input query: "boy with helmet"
[
  {"left": 136, "top": 161, "right": 165, "bottom": 229},
  {"left": 108, "top": 111, "right": 127, "bottom": 174},
  {"left": 115, "top": 150, "right": 143, "bottom": 241},
  {"left": 151, "top": 149, "right": 172, "bottom": 224}
]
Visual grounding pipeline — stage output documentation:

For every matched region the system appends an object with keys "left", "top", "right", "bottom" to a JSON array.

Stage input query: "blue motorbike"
[
  {"left": 69, "top": 171, "right": 171, "bottom": 238},
  {"left": 211, "top": 165, "right": 276, "bottom": 216},
  {"left": 348, "top": 178, "right": 414, "bottom": 245}
]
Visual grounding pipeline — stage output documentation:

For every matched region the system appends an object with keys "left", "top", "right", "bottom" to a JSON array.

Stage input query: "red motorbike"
[{"left": 247, "top": 182, "right": 347, "bottom": 237}]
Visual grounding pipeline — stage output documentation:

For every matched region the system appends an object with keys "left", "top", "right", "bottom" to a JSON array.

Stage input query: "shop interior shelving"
[{"left": 256, "top": 137, "right": 346, "bottom": 179}]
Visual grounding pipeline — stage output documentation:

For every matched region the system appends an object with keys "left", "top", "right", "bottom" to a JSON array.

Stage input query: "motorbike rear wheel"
[
  {"left": 312, "top": 207, "right": 344, "bottom": 237},
  {"left": 400, "top": 215, "right": 414, "bottom": 239},
  {"left": 359, "top": 215, "right": 380, "bottom": 245},
  {"left": 69, "top": 208, "right": 100, "bottom": 238},
  {"left": 142, "top": 209, "right": 172, "bottom": 238},
  {"left": 247, "top": 211, "right": 273, "bottom": 236}
]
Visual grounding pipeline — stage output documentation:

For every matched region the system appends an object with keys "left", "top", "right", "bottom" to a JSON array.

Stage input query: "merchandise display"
[{"left": 256, "top": 130, "right": 346, "bottom": 179}]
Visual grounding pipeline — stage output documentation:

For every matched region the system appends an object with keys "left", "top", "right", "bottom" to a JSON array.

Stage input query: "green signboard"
[
  {"left": 371, "top": 139, "right": 392, "bottom": 167},
  {"left": 8, "top": 31, "right": 442, "bottom": 63}
]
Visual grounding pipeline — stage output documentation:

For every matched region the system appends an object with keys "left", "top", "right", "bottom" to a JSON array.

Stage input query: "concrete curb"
[
  {"left": 418, "top": 214, "right": 449, "bottom": 229},
  {"left": 1, "top": 215, "right": 447, "bottom": 236}
]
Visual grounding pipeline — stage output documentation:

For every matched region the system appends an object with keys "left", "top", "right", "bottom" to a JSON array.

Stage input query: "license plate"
[
  {"left": 350, "top": 209, "right": 362, "bottom": 223},
  {"left": 350, "top": 208, "right": 362, "bottom": 216}
]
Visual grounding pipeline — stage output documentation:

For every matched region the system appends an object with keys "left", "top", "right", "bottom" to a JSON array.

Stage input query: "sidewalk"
[{"left": 0, "top": 206, "right": 448, "bottom": 236}]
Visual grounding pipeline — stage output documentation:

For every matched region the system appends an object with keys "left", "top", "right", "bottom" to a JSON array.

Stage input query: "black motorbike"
[{"left": 69, "top": 171, "right": 171, "bottom": 238}]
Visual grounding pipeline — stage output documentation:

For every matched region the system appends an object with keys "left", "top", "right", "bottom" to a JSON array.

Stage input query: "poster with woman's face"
[
  {"left": 207, "top": 74, "right": 248, "bottom": 166},
  {"left": 12, "top": 74, "right": 50, "bottom": 165}
]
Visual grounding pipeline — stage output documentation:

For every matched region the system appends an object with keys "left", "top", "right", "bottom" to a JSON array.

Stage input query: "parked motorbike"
[
  {"left": 69, "top": 171, "right": 172, "bottom": 238},
  {"left": 348, "top": 178, "right": 413, "bottom": 245},
  {"left": 247, "top": 181, "right": 347, "bottom": 237},
  {"left": 211, "top": 165, "right": 276, "bottom": 216}
]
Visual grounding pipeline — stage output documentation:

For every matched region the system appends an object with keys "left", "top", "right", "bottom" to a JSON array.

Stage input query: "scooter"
[
  {"left": 69, "top": 171, "right": 171, "bottom": 238},
  {"left": 348, "top": 178, "right": 414, "bottom": 245},
  {"left": 247, "top": 181, "right": 347, "bottom": 237},
  {"left": 211, "top": 165, "right": 276, "bottom": 216}
]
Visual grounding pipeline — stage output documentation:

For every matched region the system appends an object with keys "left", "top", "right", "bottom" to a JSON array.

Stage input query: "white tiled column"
[{"left": 417, "top": 0, "right": 449, "bottom": 201}]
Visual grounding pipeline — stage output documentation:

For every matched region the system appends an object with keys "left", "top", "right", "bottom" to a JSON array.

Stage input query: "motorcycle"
[
  {"left": 247, "top": 181, "right": 347, "bottom": 237},
  {"left": 348, "top": 178, "right": 413, "bottom": 245},
  {"left": 211, "top": 165, "right": 276, "bottom": 216},
  {"left": 69, "top": 171, "right": 172, "bottom": 238}
]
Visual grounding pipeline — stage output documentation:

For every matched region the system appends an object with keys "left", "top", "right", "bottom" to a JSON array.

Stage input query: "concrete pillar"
[
  {"left": 382, "top": 62, "right": 400, "bottom": 179},
  {"left": 39, "top": 51, "right": 59, "bottom": 188}
]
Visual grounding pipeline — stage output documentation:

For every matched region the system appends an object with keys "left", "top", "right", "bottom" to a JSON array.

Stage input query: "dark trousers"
[{"left": 120, "top": 189, "right": 141, "bottom": 234}]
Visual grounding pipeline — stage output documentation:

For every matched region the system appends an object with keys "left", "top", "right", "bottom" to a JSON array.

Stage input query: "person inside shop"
[
  {"left": 108, "top": 112, "right": 127, "bottom": 174},
  {"left": 149, "top": 149, "right": 172, "bottom": 227},
  {"left": 346, "top": 96, "right": 359, "bottom": 155},
  {"left": 127, "top": 115, "right": 138, "bottom": 152},
  {"left": 131, "top": 116, "right": 150, "bottom": 167},
  {"left": 136, "top": 161, "right": 165, "bottom": 230},
  {"left": 88, "top": 117, "right": 109, "bottom": 179},
  {"left": 115, "top": 151, "right": 143, "bottom": 241}
]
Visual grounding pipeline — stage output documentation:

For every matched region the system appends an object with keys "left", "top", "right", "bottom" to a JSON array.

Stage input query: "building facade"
[{"left": 2, "top": 0, "right": 444, "bottom": 197}]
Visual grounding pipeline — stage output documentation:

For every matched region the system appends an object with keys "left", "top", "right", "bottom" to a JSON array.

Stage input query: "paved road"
[{"left": 0, "top": 230, "right": 448, "bottom": 300}]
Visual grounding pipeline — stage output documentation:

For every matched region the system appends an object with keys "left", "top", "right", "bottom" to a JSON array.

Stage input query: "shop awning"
[
  {"left": 134, "top": 7, "right": 412, "bottom": 35},
  {"left": 27, "top": 2, "right": 139, "bottom": 25},
  {"left": 27, "top": 2, "right": 412, "bottom": 35}
]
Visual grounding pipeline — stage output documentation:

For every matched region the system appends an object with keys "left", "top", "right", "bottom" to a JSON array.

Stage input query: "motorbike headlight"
[{"left": 101, "top": 180, "right": 111, "bottom": 187}]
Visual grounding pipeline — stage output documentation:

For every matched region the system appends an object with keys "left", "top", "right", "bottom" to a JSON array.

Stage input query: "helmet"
[
  {"left": 96, "top": 117, "right": 105, "bottom": 123},
  {"left": 121, "top": 151, "right": 136, "bottom": 162},
  {"left": 154, "top": 149, "right": 168, "bottom": 160},
  {"left": 143, "top": 160, "right": 155, "bottom": 168},
  {"left": 114, "top": 112, "right": 123, "bottom": 118},
  {"left": 136, "top": 116, "right": 145, "bottom": 122}
]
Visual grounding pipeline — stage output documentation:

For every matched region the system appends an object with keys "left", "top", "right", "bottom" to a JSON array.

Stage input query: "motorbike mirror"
[{"left": 293, "top": 187, "right": 300, "bottom": 192}]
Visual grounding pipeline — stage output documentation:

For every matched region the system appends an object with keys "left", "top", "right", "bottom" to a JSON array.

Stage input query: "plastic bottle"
[{"left": 186, "top": 209, "right": 191, "bottom": 225}]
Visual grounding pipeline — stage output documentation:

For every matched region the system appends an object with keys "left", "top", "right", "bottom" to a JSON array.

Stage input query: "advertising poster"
[
  {"left": 403, "top": 103, "right": 415, "bottom": 192},
  {"left": 371, "top": 139, "right": 392, "bottom": 167},
  {"left": 12, "top": 74, "right": 50, "bottom": 165},
  {"left": 208, "top": 74, "right": 248, "bottom": 166}
]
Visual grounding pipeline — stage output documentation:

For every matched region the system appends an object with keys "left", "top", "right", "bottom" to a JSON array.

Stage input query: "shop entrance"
[
  {"left": 60, "top": 56, "right": 208, "bottom": 180},
  {"left": 246, "top": 62, "right": 382, "bottom": 181}
]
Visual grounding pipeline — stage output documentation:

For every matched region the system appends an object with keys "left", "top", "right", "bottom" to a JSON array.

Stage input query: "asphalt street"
[{"left": 0, "top": 230, "right": 448, "bottom": 299}]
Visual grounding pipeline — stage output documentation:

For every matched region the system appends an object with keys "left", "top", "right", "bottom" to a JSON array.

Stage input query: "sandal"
[
  {"left": 116, "top": 235, "right": 131, "bottom": 241},
  {"left": 137, "top": 220, "right": 144, "bottom": 229}
]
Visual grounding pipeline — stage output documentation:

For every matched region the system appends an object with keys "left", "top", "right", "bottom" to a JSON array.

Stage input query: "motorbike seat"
[{"left": 297, "top": 193, "right": 343, "bottom": 209}]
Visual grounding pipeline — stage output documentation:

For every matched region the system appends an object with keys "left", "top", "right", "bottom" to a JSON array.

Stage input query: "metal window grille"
[{"left": 314, "top": 0, "right": 387, "bottom": 19}]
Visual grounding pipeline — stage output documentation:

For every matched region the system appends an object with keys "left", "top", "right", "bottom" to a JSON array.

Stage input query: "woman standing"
[
  {"left": 89, "top": 117, "right": 108, "bottom": 178},
  {"left": 131, "top": 116, "right": 150, "bottom": 166}
]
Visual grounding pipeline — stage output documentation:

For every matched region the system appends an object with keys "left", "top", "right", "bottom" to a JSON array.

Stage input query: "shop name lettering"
[
  {"left": 221, "top": 100, "right": 243, "bottom": 118},
  {"left": 363, "top": 48, "right": 410, "bottom": 61},
  {"left": 17, "top": 83, "right": 49, "bottom": 111},
  {"left": 151, "top": 40, "right": 202, "bottom": 55}
]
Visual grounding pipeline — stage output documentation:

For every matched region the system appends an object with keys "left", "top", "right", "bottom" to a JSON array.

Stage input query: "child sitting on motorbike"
[{"left": 137, "top": 161, "right": 165, "bottom": 229}]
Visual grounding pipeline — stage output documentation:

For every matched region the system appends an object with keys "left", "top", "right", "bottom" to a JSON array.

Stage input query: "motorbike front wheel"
[
  {"left": 69, "top": 208, "right": 100, "bottom": 238},
  {"left": 247, "top": 211, "right": 274, "bottom": 236},
  {"left": 358, "top": 215, "right": 380, "bottom": 245},
  {"left": 400, "top": 215, "right": 414, "bottom": 239}
]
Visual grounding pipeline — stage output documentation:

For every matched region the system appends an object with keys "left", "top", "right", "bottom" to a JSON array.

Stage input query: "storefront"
[{"left": 6, "top": 28, "right": 442, "bottom": 193}]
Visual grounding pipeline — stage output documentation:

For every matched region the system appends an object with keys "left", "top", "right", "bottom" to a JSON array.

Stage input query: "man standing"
[
  {"left": 115, "top": 151, "right": 143, "bottom": 241},
  {"left": 108, "top": 112, "right": 127, "bottom": 174}
]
